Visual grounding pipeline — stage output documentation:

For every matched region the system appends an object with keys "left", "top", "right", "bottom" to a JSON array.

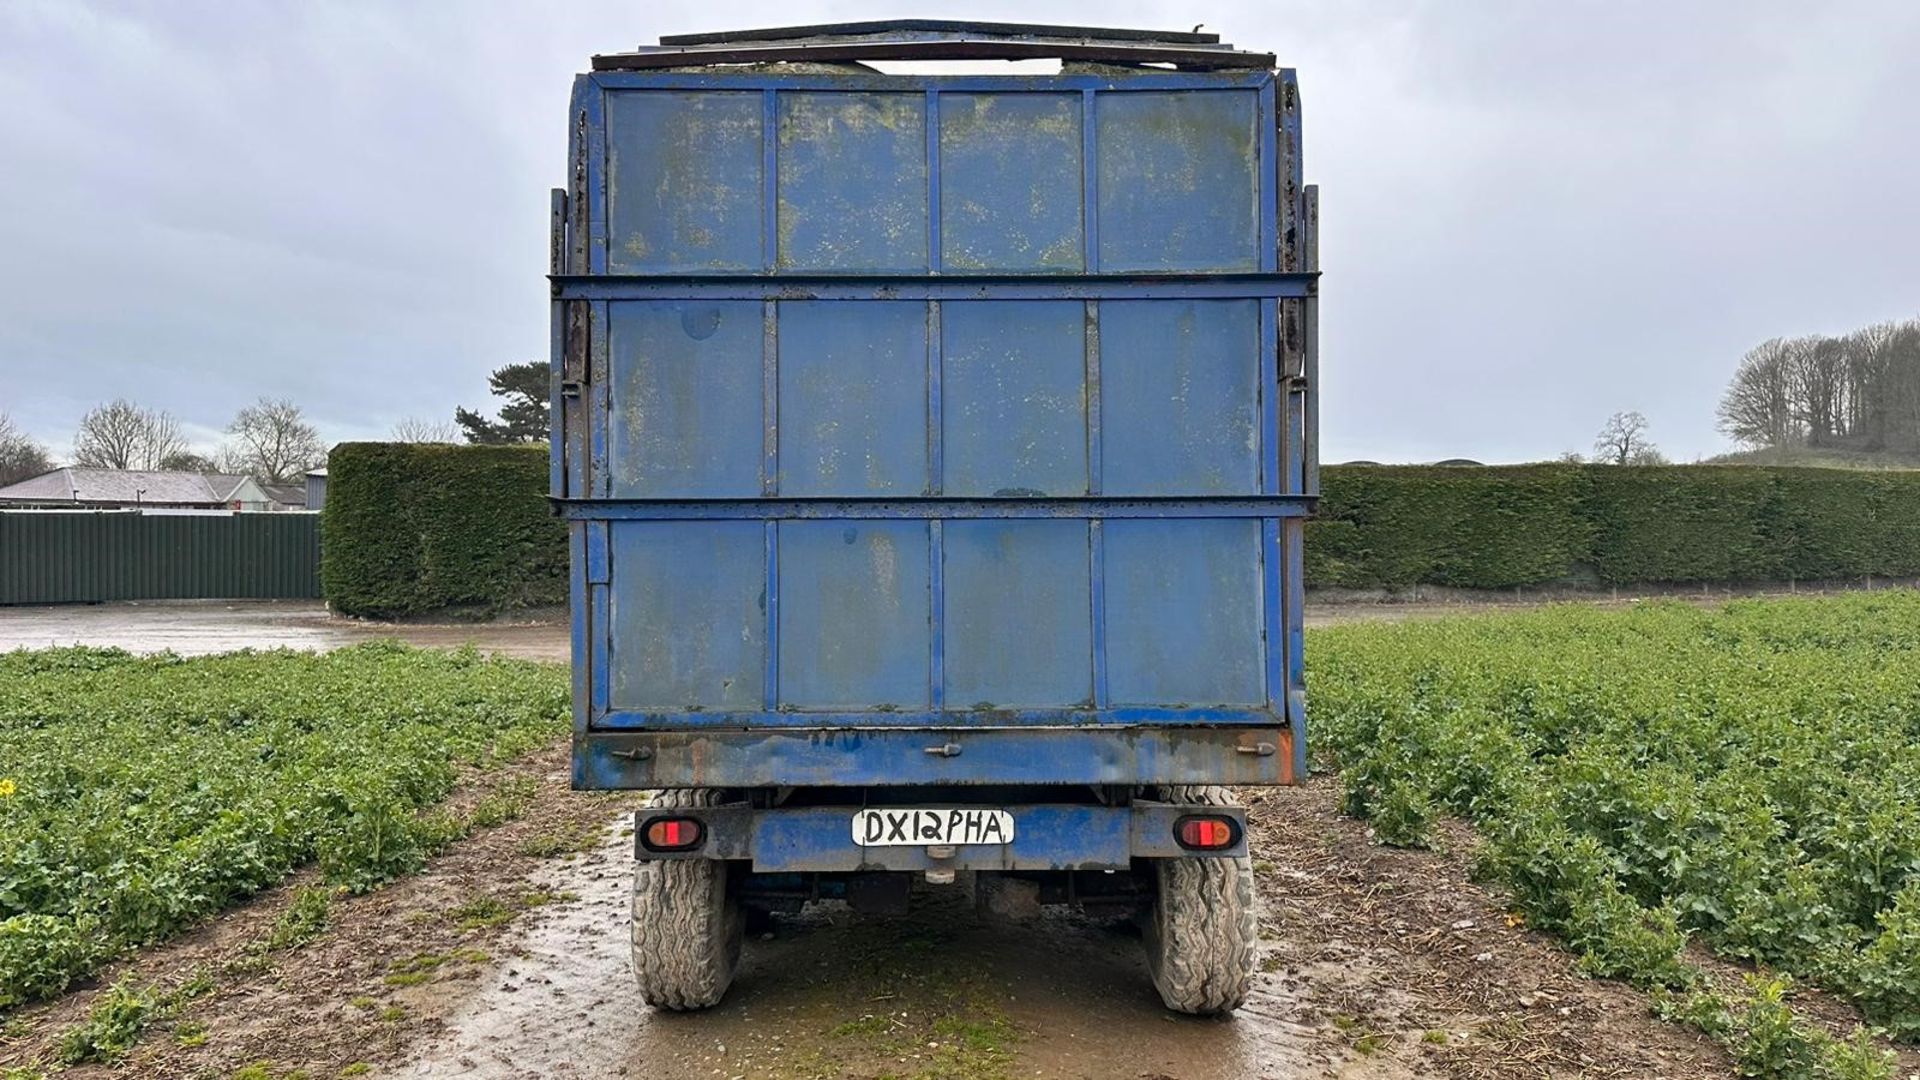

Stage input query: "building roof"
[
  {"left": 262, "top": 483, "right": 306, "bottom": 506},
  {"left": 0, "top": 468, "right": 257, "bottom": 505}
]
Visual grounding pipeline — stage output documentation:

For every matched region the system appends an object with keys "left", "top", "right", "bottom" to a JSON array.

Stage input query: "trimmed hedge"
[
  {"left": 319, "top": 446, "right": 1920, "bottom": 615},
  {"left": 1303, "top": 466, "right": 1591, "bottom": 589},
  {"left": 1308, "top": 464, "right": 1920, "bottom": 589},
  {"left": 321, "top": 443, "right": 566, "bottom": 618}
]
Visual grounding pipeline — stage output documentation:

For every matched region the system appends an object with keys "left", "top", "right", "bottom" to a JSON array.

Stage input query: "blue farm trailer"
[{"left": 552, "top": 20, "right": 1318, "bottom": 1015}]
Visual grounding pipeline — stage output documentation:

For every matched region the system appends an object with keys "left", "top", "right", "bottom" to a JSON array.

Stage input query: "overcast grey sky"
[{"left": 2, "top": 1, "right": 1916, "bottom": 464}]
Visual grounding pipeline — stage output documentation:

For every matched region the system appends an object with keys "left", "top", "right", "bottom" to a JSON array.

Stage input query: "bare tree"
[
  {"left": 158, "top": 450, "right": 220, "bottom": 473},
  {"left": 72, "top": 399, "right": 186, "bottom": 470},
  {"left": 1718, "top": 316, "right": 1920, "bottom": 456},
  {"left": 390, "top": 416, "right": 459, "bottom": 443},
  {"left": 1719, "top": 337, "right": 1797, "bottom": 448},
  {"left": 0, "top": 412, "right": 54, "bottom": 485},
  {"left": 221, "top": 398, "right": 327, "bottom": 483},
  {"left": 1594, "top": 411, "right": 1663, "bottom": 466},
  {"left": 1886, "top": 321, "right": 1920, "bottom": 453}
]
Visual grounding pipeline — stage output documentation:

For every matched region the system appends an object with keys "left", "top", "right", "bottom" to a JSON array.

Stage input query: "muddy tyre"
[
  {"left": 1144, "top": 785, "right": 1258, "bottom": 1015},
  {"left": 630, "top": 789, "right": 742, "bottom": 1010}
]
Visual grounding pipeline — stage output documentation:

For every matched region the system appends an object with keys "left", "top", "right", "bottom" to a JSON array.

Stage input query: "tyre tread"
[
  {"left": 1145, "top": 785, "right": 1258, "bottom": 1015},
  {"left": 630, "top": 788, "right": 742, "bottom": 1010}
]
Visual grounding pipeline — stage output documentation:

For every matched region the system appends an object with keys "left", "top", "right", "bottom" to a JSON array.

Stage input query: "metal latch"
[
  {"left": 1237, "top": 742, "right": 1277, "bottom": 757},
  {"left": 923, "top": 743, "right": 963, "bottom": 758},
  {"left": 560, "top": 380, "right": 584, "bottom": 399},
  {"left": 611, "top": 746, "right": 654, "bottom": 761}
]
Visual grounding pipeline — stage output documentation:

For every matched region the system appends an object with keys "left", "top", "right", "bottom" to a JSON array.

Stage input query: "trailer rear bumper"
[
  {"left": 633, "top": 800, "right": 1248, "bottom": 872},
  {"left": 575, "top": 725, "right": 1297, "bottom": 790}
]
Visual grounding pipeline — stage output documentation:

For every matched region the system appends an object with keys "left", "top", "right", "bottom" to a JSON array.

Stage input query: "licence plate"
[{"left": 852, "top": 808, "right": 1015, "bottom": 847}]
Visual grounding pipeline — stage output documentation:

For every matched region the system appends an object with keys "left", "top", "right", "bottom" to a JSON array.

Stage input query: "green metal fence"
[{"left": 0, "top": 512, "right": 322, "bottom": 604}]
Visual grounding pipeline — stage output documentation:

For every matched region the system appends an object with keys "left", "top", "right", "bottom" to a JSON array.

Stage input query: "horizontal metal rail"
[
  {"left": 549, "top": 273, "right": 1316, "bottom": 302},
  {"left": 554, "top": 496, "right": 1315, "bottom": 521},
  {"left": 593, "top": 38, "right": 1274, "bottom": 71},
  {"left": 659, "top": 21, "right": 1226, "bottom": 47},
  {"left": 584, "top": 70, "right": 1279, "bottom": 93},
  {"left": 577, "top": 724, "right": 1295, "bottom": 788},
  {"left": 592, "top": 708, "right": 1283, "bottom": 731}
]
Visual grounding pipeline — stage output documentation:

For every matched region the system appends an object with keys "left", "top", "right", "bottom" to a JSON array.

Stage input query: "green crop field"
[
  {"left": 0, "top": 643, "right": 568, "bottom": 1010},
  {"left": 5, "top": 595, "right": 1917, "bottom": 1076},
  {"left": 1312, "top": 591, "right": 1920, "bottom": 1074}
]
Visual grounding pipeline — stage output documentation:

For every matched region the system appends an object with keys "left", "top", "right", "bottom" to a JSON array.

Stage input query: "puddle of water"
[{"left": 398, "top": 829, "right": 1395, "bottom": 1080}]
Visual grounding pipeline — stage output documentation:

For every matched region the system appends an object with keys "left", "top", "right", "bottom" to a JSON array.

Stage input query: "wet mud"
[
  {"left": 397, "top": 826, "right": 1351, "bottom": 1080},
  {"left": 0, "top": 600, "right": 570, "bottom": 661}
]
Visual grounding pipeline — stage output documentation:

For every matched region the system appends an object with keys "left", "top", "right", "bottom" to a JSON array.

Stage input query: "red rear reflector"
[
  {"left": 643, "top": 817, "right": 703, "bottom": 852},
  {"left": 1175, "top": 815, "right": 1237, "bottom": 851}
]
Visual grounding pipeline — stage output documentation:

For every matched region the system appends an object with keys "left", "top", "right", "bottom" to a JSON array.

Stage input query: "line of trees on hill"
[{"left": 1718, "top": 317, "right": 1920, "bottom": 453}]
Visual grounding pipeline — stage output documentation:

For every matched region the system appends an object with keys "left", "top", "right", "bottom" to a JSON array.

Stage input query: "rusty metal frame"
[{"left": 596, "top": 21, "right": 1273, "bottom": 72}]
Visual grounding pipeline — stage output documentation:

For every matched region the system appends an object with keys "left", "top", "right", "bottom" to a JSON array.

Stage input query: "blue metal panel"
[
  {"left": 941, "top": 301, "right": 1087, "bottom": 497},
  {"left": 569, "top": 525, "right": 589, "bottom": 736},
  {"left": 578, "top": 77, "right": 609, "bottom": 276},
  {"left": 939, "top": 93, "right": 1083, "bottom": 271},
  {"left": 777, "top": 520, "right": 930, "bottom": 708},
  {"left": 606, "top": 91, "right": 763, "bottom": 271},
  {"left": 1100, "top": 299, "right": 1261, "bottom": 494},
  {"left": 777, "top": 301, "right": 929, "bottom": 496},
  {"left": 1095, "top": 90, "right": 1259, "bottom": 272},
  {"left": 563, "top": 56, "right": 1311, "bottom": 792},
  {"left": 776, "top": 93, "right": 928, "bottom": 271},
  {"left": 608, "top": 522, "right": 765, "bottom": 710},
  {"left": 928, "top": 518, "right": 945, "bottom": 707},
  {"left": 942, "top": 520, "right": 1092, "bottom": 708},
  {"left": 1103, "top": 519, "right": 1265, "bottom": 706},
  {"left": 607, "top": 301, "right": 762, "bottom": 497},
  {"left": 589, "top": 300, "right": 610, "bottom": 496}
]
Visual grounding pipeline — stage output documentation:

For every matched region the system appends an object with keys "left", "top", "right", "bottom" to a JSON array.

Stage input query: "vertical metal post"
[{"left": 1080, "top": 88, "right": 1099, "bottom": 272}]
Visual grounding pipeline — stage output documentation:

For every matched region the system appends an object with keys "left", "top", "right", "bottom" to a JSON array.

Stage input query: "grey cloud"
[{"left": 2, "top": 0, "right": 1916, "bottom": 464}]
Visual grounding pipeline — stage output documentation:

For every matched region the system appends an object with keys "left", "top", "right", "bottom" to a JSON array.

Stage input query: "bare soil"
[{"left": 1, "top": 762, "right": 1750, "bottom": 1080}]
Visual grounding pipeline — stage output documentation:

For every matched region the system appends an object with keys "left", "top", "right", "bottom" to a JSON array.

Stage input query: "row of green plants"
[
  {"left": 1308, "top": 592, "right": 1920, "bottom": 1073},
  {"left": 0, "top": 643, "right": 568, "bottom": 1010},
  {"left": 1307, "top": 464, "right": 1920, "bottom": 590}
]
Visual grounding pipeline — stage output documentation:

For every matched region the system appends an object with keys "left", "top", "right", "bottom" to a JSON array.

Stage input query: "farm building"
[{"left": 0, "top": 467, "right": 283, "bottom": 511}]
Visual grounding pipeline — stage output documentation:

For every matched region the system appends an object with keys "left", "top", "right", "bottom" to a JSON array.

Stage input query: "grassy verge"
[
  {"left": 0, "top": 642, "right": 567, "bottom": 1012},
  {"left": 1310, "top": 591, "right": 1920, "bottom": 1075}
]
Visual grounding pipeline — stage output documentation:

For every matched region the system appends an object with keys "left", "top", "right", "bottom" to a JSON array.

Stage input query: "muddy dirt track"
[{"left": 2, "top": 747, "right": 1738, "bottom": 1080}]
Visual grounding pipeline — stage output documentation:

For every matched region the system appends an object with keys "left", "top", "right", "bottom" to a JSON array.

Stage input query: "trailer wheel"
[
  {"left": 630, "top": 789, "right": 742, "bottom": 1010},
  {"left": 1144, "top": 785, "right": 1257, "bottom": 1015}
]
